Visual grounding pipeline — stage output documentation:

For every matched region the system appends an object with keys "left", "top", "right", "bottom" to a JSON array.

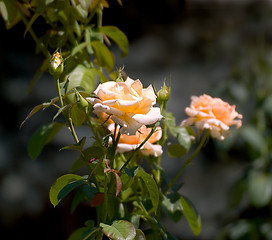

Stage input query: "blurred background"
[{"left": 1, "top": 0, "right": 272, "bottom": 239}]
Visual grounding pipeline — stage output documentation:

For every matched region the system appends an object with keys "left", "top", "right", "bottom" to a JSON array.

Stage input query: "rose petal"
[
  {"left": 116, "top": 143, "right": 137, "bottom": 153},
  {"left": 142, "top": 85, "right": 157, "bottom": 104},
  {"left": 93, "top": 103, "right": 110, "bottom": 112},
  {"left": 131, "top": 107, "right": 163, "bottom": 125},
  {"left": 110, "top": 116, "right": 128, "bottom": 128},
  {"left": 102, "top": 99, "right": 118, "bottom": 106},
  {"left": 119, "top": 118, "right": 142, "bottom": 135},
  {"left": 180, "top": 118, "right": 195, "bottom": 128},
  {"left": 131, "top": 79, "right": 143, "bottom": 97},
  {"left": 86, "top": 97, "right": 100, "bottom": 105},
  {"left": 124, "top": 77, "right": 135, "bottom": 85},
  {"left": 117, "top": 99, "right": 139, "bottom": 107},
  {"left": 93, "top": 103, "right": 124, "bottom": 116},
  {"left": 140, "top": 142, "right": 163, "bottom": 157}
]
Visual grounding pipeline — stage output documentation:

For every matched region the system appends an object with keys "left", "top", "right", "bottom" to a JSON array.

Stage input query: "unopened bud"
[
  {"left": 49, "top": 51, "right": 64, "bottom": 79},
  {"left": 157, "top": 81, "right": 170, "bottom": 106},
  {"left": 74, "top": 89, "right": 90, "bottom": 113}
]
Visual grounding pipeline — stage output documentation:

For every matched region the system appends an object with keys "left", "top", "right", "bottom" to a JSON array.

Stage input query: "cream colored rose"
[
  {"left": 180, "top": 94, "right": 242, "bottom": 140},
  {"left": 108, "top": 124, "right": 163, "bottom": 157},
  {"left": 87, "top": 77, "right": 163, "bottom": 135}
]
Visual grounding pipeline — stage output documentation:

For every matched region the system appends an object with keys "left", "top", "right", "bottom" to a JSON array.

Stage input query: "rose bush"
[
  {"left": 3, "top": 1, "right": 245, "bottom": 238},
  {"left": 108, "top": 124, "right": 163, "bottom": 157},
  {"left": 180, "top": 94, "right": 242, "bottom": 140},
  {"left": 87, "top": 77, "right": 163, "bottom": 135}
]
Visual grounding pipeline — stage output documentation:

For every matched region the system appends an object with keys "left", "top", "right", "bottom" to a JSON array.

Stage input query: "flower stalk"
[
  {"left": 164, "top": 130, "right": 210, "bottom": 194},
  {"left": 56, "top": 78, "right": 64, "bottom": 108}
]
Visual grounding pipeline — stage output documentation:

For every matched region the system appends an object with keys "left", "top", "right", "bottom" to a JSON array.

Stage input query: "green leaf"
[
  {"left": 164, "top": 111, "right": 176, "bottom": 133},
  {"left": 95, "top": 68, "right": 108, "bottom": 83},
  {"left": 136, "top": 169, "right": 159, "bottom": 213},
  {"left": 248, "top": 171, "right": 272, "bottom": 208},
  {"left": 64, "top": 64, "right": 97, "bottom": 93},
  {"left": 82, "top": 184, "right": 97, "bottom": 200},
  {"left": 70, "top": 184, "right": 97, "bottom": 213},
  {"left": 60, "top": 57, "right": 97, "bottom": 97},
  {"left": 100, "top": 220, "right": 136, "bottom": 240},
  {"left": 134, "top": 229, "right": 146, "bottom": 240},
  {"left": 124, "top": 166, "right": 139, "bottom": 177},
  {"left": 24, "top": 12, "right": 40, "bottom": 37},
  {"left": 27, "top": 122, "right": 64, "bottom": 160},
  {"left": 20, "top": 97, "right": 58, "bottom": 128},
  {"left": 71, "top": 42, "right": 90, "bottom": 56},
  {"left": 57, "top": 179, "right": 85, "bottom": 201},
  {"left": 61, "top": 137, "right": 86, "bottom": 151},
  {"left": 91, "top": 41, "right": 114, "bottom": 72},
  {"left": 70, "top": 146, "right": 105, "bottom": 172},
  {"left": 85, "top": 26, "right": 102, "bottom": 54},
  {"left": 49, "top": 174, "right": 83, "bottom": 207},
  {"left": 71, "top": 0, "right": 88, "bottom": 20},
  {"left": 168, "top": 144, "right": 187, "bottom": 158},
  {"left": 70, "top": 103, "right": 86, "bottom": 127},
  {"left": 68, "top": 226, "right": 98, "bottom": 240},
  {"left": 100, "top": 26, "right": 129, "bottom": 57},
  {"left": 161, "top": 194, "right": 183, "bottom": 223},
  {"left": 164, "top": 111, "right": 191, "bottom": 156},
  {"left": 180, "top": 195, "right": 201, "bottom": 236},
  {"left": 36, "top": 0, "right": 54, "bottom": 13},
  {"left": 176, "top": 128, "right": 191, "bottom": 151},
  {"left": 53, "top": 105, "right": 69, "bottom": 120},
  {"left": 0, "top": 0, "right": 21, "bottom": 29},
  {"left": 71, "top": 187, "right": 86, "bottom": 213}
]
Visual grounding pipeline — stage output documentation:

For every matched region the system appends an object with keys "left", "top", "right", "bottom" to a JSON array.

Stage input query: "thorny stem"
[{"left": 164, "top": 130, "right": 210, "bottom": 194}]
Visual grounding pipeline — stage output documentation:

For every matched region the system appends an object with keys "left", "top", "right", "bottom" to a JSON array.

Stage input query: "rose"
[
  {"left": 108, "top": 124, "right": 163, "bottom": 157},
  {"left": 87, "top": 77, "right": 163, "bottom": 135},
  {"left": 49, "top": 52, "right": 64, "bottom": 79},
  {"left": 180, "top": 94, "right": 242, "bottom": 140}
]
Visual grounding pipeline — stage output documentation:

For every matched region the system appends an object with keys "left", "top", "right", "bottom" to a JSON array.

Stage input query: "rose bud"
[{"left": 49, "top": 51, "right": 64, "bottom": 79}]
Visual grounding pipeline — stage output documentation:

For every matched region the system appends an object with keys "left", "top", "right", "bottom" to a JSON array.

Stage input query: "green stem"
[
  {"left": 87, "top": 0, "right": 103, "bottom": 24},
  {"left": 97, "top": 7, "right": 103, "bottom": 29},
  {"left": 119, "top": 126, "right": 156, "bottom": 172},
  {"left": 56, "top": 78, "right": 64, "bottom": 108},
  {"left": 112, "top": 126, "right": 121, "bottom": 155},
  {"left": 57, "top": 80, "right": 78, "bottom": 144},
  {"left": 164, "top": 130, "right": 210, "bottom": 194},
  {"left": 68, "top": 115, "right": 79, "bottom": 144},
  {"left": 102, "top": 172, "right": 109, "bottom": 221},
  {"left": 96, "top": 229, "right": 104, "bottom": 240}
]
